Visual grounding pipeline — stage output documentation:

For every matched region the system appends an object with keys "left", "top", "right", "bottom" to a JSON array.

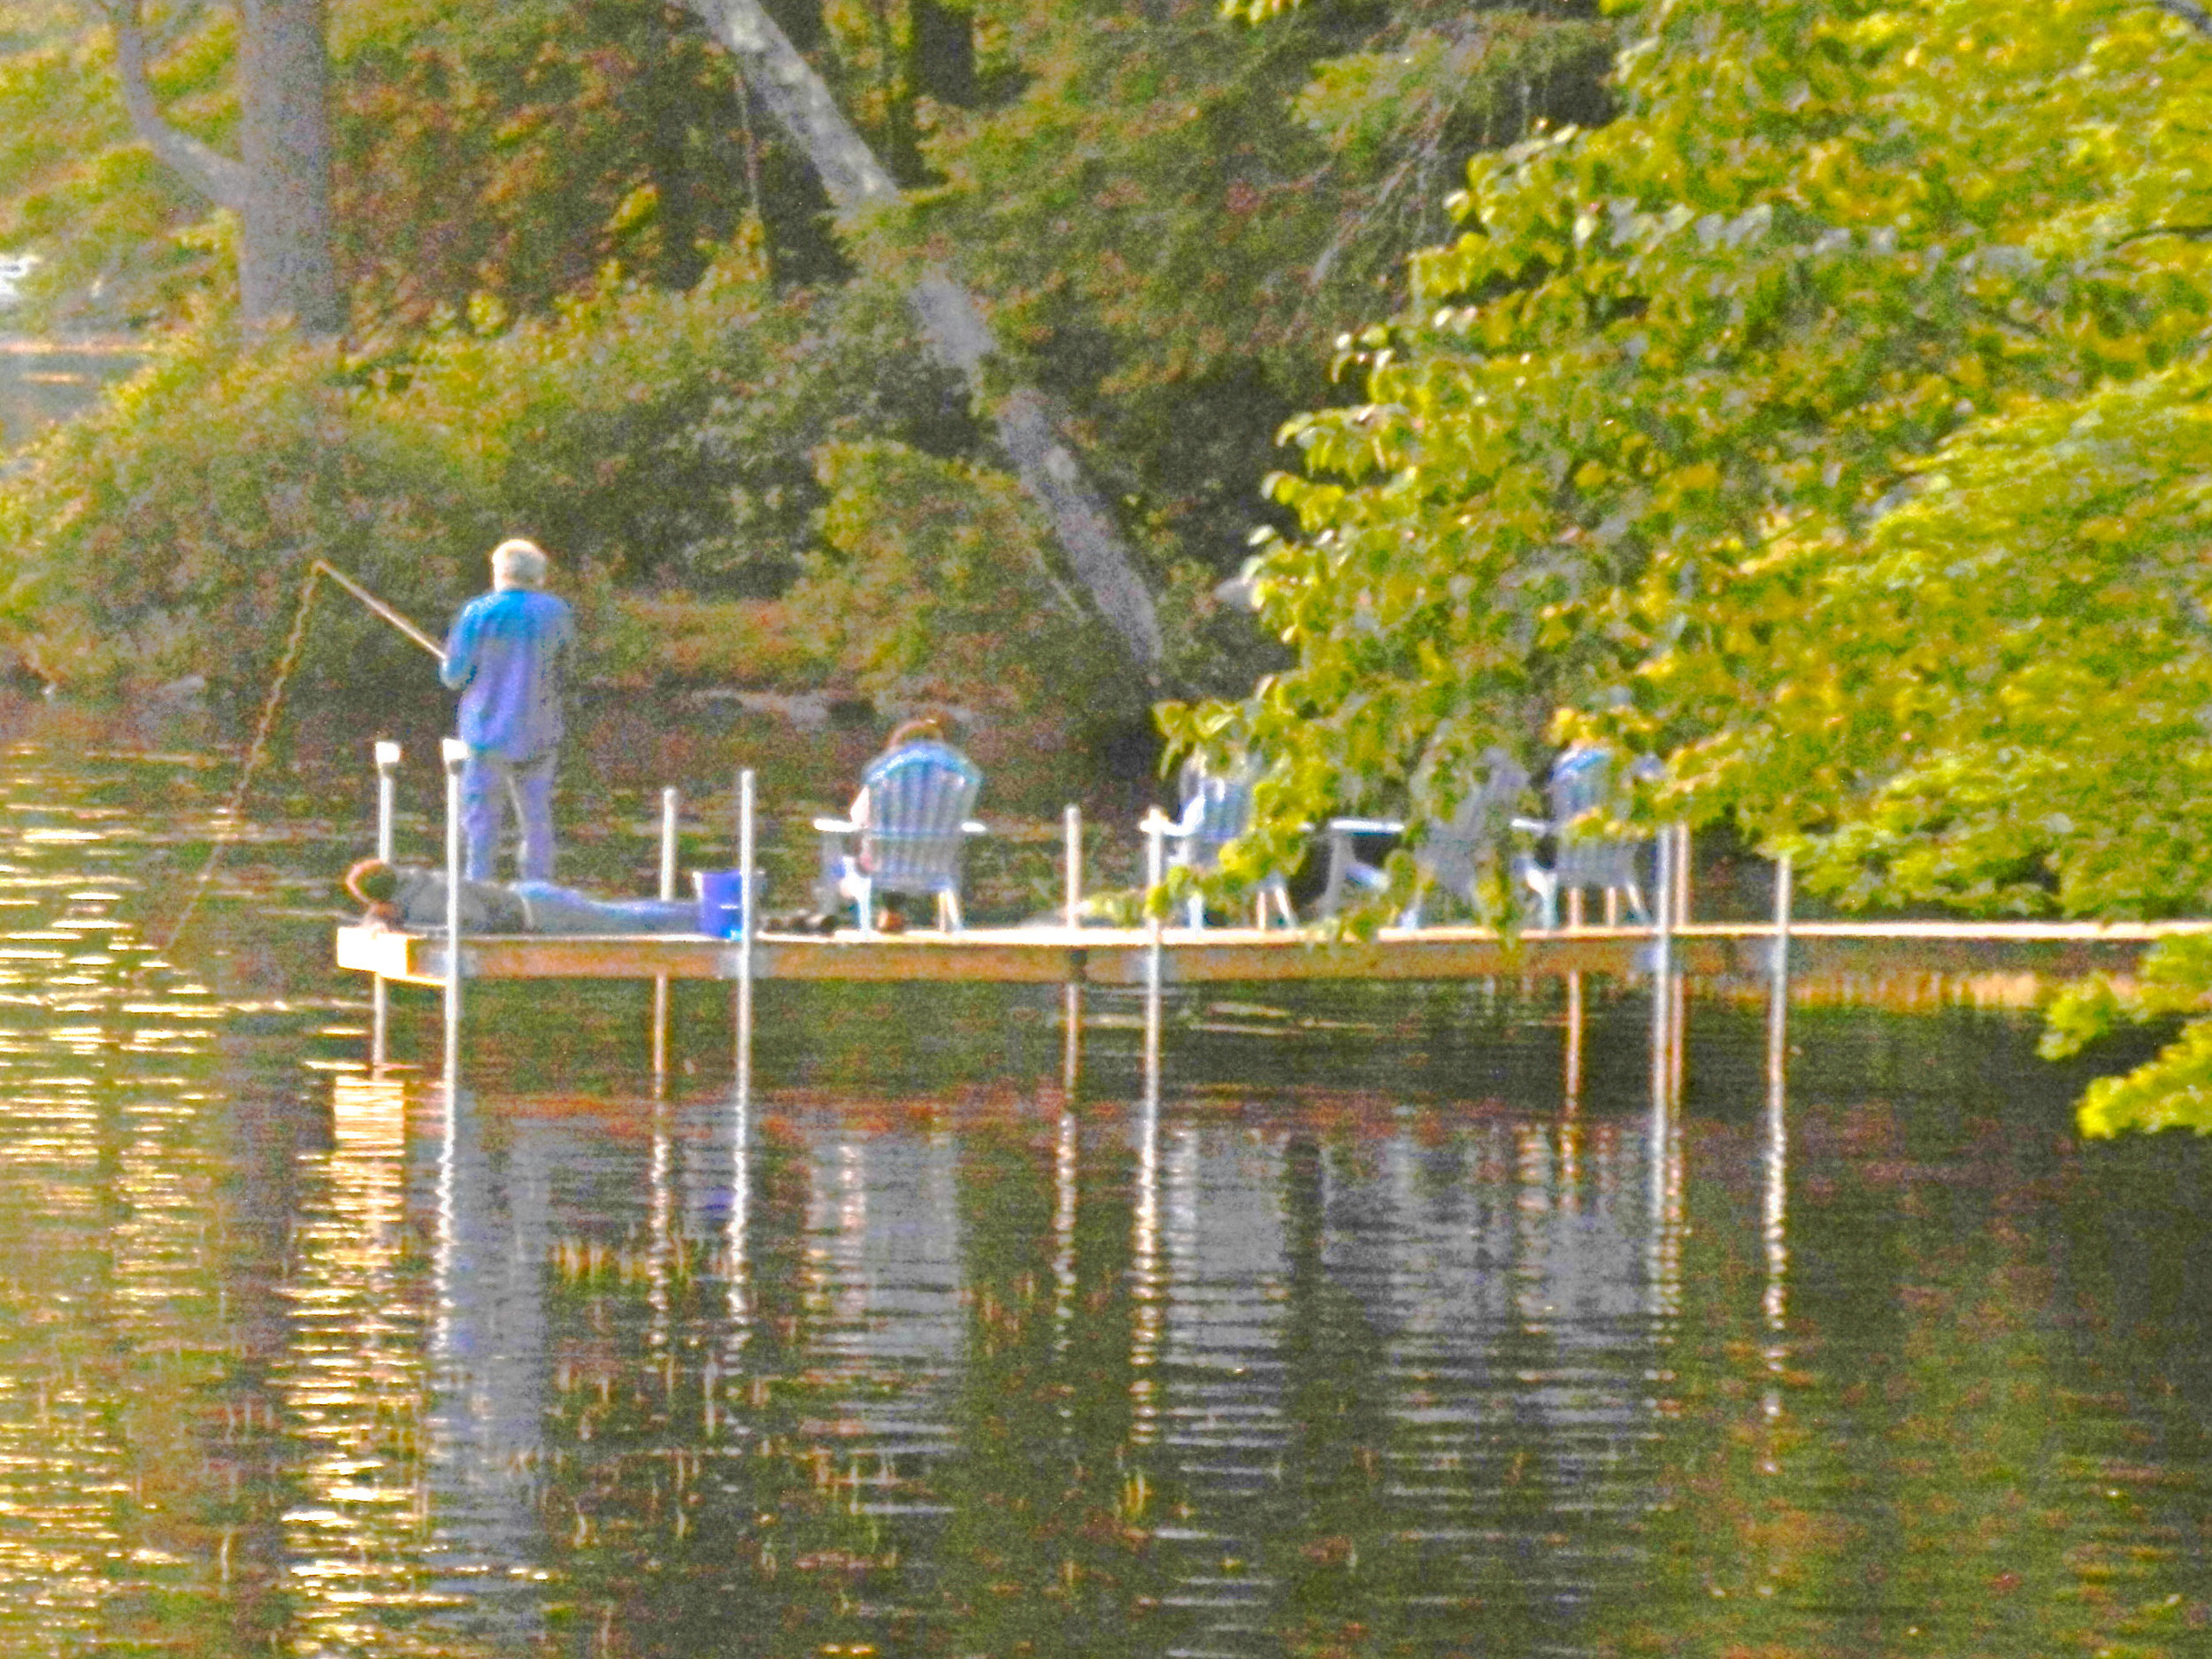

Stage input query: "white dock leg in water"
[
  {"left": 373, "top": 740, "right": 401, "bottom": 1068},
  {"left": 654, "top": 786, "right": 679, "bottom": 1089},
  {"left": 735, "top": 769, "right": 757, "bottom": 1098},
  {"left": 1143, "top": 814, "right": 1165, "bottom": 1106},
  {"left": 1764, "top": 852, "right": 1793, "bottom": 1345},
  {"left": 1648, "top": 818, "right": 1674, "bottom": 1110},
  {"left": 441, "top": 737, "right": 468, "bottom": 1093},
  {"left": 1063, "top": 803, "right": 1083, "bottom": 1100},
  {"left": 1768, "top": 854, "right": 1793, "bottom": 1098}
]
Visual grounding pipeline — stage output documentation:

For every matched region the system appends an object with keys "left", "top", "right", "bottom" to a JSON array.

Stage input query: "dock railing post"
[
  {"left": 1649, "top": 817, "right": 1674, "bottom": 1110},
  {"left": 1767, "top": 853, "right": 1793, "bottom": 1095},
  {"left": 1064, "top": 804, "right": 1082, "bottom": 930},
  {"left": 736, "top": 769, "right": 757, "bottom": 1098},
  {"left": 440, "top": 737, "right": 468, "bottom": 1092},
  {"left": 654, "top": 787, "right": 679, "bottom": 1088},
  {"left": 1764, "top": 851, "right": 1793, "bottom": 1343},
  {"left": 1063, "top": 803, "right": 1083, "bottom": 1099},
  {"left": 1144, "top": 813, "right": 1165, "bottom": 1094},
  {"left": 372, "top": 741, "right": 400, "bottom": 1067}
]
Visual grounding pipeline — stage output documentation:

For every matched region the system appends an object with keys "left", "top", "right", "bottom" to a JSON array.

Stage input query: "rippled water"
[{"left": 0, "top": 718, "right": 2208, "bottom": 1656}]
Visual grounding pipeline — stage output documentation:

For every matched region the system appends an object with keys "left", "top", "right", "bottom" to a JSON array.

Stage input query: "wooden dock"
[{"left": 337, "top": 918, "right": 2212, "bottom": 993}]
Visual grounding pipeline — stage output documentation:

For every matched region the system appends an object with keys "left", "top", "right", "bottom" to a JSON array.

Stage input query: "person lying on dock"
[{"left": 343, "top": 857, "right": 695, "bottom": 935}]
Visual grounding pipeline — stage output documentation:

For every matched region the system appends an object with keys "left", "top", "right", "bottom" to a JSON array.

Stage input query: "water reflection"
[{"left": 0, "top": 737, "right": 2203, "bottom": 1655}]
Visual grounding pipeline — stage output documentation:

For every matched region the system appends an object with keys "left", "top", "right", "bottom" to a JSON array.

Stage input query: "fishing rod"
[
  {"left": 312, "top": 558, "right": 447, "bottom": 664},
  {"left": 161, "top": 558, "right": 449, "bottom": 949}
]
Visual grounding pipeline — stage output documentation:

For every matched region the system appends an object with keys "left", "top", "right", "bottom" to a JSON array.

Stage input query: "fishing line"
[{"left": 158, "top": 560, "right": 444, "bottom": 952}]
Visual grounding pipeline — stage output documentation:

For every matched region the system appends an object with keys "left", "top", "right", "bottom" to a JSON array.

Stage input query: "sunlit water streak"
[{"left": 0, "top": 733, "right": 2200, "bottom": 1656}]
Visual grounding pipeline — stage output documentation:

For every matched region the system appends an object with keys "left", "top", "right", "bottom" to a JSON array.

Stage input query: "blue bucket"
[{"left": 693, "top": 869, "right": 760, "bottom": 939}]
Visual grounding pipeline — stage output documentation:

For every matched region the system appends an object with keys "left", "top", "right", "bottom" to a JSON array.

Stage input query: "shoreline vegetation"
[{"left": 7, "top": 0, "right": 2212, "bottom": 1131}]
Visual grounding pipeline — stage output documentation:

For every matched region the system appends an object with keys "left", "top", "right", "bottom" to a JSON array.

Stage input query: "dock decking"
[{"left": 336, "top": 918, "right": 2212, "bottom": 991}]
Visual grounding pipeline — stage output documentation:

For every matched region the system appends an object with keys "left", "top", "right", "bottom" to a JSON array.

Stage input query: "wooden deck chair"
[
  {"left": 813, "top": 741, "right": 986, "bottom": 932},
  {"left": 1141, "top": 756, "right": 1295, "bottom": 929},
  {"left": 1320, "top": 748, "right": 1532, "bottom": 926},
  {"left": 1519, "top": 744, "right": 1655, "bottom": 927}
]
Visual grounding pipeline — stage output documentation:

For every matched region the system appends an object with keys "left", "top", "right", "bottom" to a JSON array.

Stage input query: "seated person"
[
  {"left": 825, "top": 715, "right": 979, "bottom": 933},
  {"left": 343, "top": 857, "right": 696, "bottom": 934}
]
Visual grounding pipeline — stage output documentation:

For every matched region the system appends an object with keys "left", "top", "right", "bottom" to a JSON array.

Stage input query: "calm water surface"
[{"left": 0, "top": 721, "right": 2208, "bottom": 1657}]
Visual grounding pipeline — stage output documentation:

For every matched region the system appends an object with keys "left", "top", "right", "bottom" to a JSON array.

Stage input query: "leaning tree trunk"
[
  {"left": 684, "top": 0, "right": 1165, "bottom": 675},
  {"left": 109, "top": 0, "right": 342, "bottom": 334}
]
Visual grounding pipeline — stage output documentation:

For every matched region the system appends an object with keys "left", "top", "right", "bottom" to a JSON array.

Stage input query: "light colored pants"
[{"left": 461, "top": 748, "right": 556, "bottom": 882}]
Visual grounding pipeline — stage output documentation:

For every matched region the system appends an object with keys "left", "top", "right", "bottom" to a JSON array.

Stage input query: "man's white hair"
[{"left": 491, "top": 538, "right": 549, "bottom": 589}]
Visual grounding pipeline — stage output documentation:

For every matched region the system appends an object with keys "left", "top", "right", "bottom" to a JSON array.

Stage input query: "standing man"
[{"left": 442, "top": 538, "right": 573, "bottom": 882}]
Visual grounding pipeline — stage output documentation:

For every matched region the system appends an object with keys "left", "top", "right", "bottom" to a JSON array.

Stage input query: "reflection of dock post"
[
  {"left": 441, "top": 737, "right": 468, "bottom": 1092},
  {"left": 654, "top": 787, "right": 679, "bottom": 1089},
  {"left": 1564, "top": 972, "right": 1584, "bottom": 1110},
  {"left": 372, "top": 740, "right": 401, "bottom": 1067},
  {"left": 735, "top": 769, "right": 757, "bottom": 1097}
]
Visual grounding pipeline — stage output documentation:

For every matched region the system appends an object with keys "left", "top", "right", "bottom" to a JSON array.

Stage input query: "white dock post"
[
  {"left": 1063, "top": 803, "right": 1083, "bottom": 1100},
  {"left": 372, "top": 740, "right": 401, "bottom": 1067},
  {"left": 441, "top": 737, "right": 468, "bottom": 1093},
  {"left": 654, "top": 787, "right": 679, "bottom": 1087},
  {"left": 1064, "top": 804, "right": 1082, "bottom": 929},
  {"left": 1669, "top": 823, "right": 1687, "bottom": 1103},
  {"left": 1767, "top": 854, "right": 1793, "bottom": 1096},
  {"left": 1143, "top": 814, "right": 1166, "bottom": 1096},
  {"left": 1764, "top": 853, "right": 1794, "bottom": 1344},
  {"left": 735, "top": 769, "right": 757, "bottom": 1098},
  {"left": 1648, "top": 818, "right": 1674, "bottom": 1110}
]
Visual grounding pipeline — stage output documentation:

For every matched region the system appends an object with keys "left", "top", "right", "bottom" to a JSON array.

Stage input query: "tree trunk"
[
  {"left": 236, "top": 0, "right": 341, "bottom": 331},
  {"left": 683, "top": 0, "right": 1165, "bottom": 674},
  {"left": 107, "top": 0, "right": 342, "bottom": 334}
]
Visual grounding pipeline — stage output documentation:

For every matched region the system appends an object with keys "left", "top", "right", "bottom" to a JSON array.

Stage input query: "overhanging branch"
[
  {"left": 684, "top": 0, "right": 1164, "bottom": 673},
  {"left": 100, "top": 0, "right": 249, "bottom": 212}
]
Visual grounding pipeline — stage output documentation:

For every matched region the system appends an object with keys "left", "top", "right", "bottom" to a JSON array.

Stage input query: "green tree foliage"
[{"left": 1171, "top": 0, "right": 2212, "bottom": 1132}]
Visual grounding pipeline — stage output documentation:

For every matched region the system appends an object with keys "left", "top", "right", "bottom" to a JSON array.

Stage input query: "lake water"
[{"left": 0, "top": 709, "right": 2208, "bottom": 1657}]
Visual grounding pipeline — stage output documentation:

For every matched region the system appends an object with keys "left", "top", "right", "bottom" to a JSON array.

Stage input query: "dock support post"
[
  {"left": 1767, "top": 854, "right": 1793, "bottom": 1097},
  {"left": 372, "top": 740, "right": 400, "bottom": 1067},
  {"left": 1764, "top": 853, "right": 1793, "bottom": 1346},
  {"left": 1063, "top": 803, "right": 1083, "bottom": 1102},
  {"left": 1675, "top": 823, "right": 1694, "bottom": 926},
  {"left": 1648, "top": 817, "right": 1672, "bottom": 1107},
  {"left": 735, "top": 769, "right": 757, "bottom": 1099},
  {"left": 1143, "top": 814, "right": 1165, "bottom": 1101},
  {"left": 440, "top": 737, "right": 468, "bottom": 1094},
  {"left": 654, "top": 787, "right": 679, "bottom": 1089},
  {"left": 1064, "top": 804, "right": 1082, "bottom": 929}
]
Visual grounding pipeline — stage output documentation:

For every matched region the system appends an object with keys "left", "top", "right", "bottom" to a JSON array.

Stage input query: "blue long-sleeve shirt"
[{"left": 440, "top": 588, "right": 573, "bottom": 758}]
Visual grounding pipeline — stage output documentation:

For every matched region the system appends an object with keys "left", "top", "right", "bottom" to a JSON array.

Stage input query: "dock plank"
[{"left": 335, "top": 918, "right": 2211, "bottom": 990}]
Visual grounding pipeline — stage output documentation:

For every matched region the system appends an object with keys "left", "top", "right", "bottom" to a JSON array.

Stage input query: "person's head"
[
  {"left": 884, "top": 715, "right": 947, "bottom": 750},
  {"left": 344, "top": 857, "right": 400, "bottom": 907},
  {"left": 491, "top": 537, "right": 550, "bottom": 591}
]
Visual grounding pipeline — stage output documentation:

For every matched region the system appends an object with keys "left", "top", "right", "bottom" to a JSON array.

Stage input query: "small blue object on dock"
[{"left": 693, "top": 870, "right": 757, "bottom": 940}]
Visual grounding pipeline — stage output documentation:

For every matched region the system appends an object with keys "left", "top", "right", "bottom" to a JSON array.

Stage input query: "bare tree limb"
[
  {"left": 685, "top": 0, "right": 1165, "bottom": 673},
  {"left": 2151, "top": 0, "right": 2212, "bottom": 34},
  {"left": 100, "top": 0, "right": 250, "bottom": 212}
]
